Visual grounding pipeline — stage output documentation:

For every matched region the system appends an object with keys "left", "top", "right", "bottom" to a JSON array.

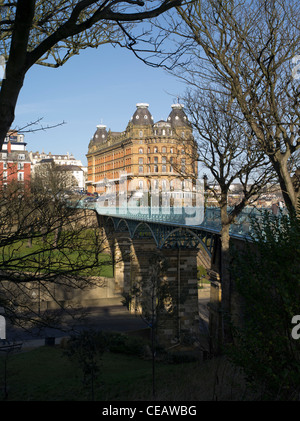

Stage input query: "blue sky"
[{"left": 13, "top": 44, "right": 186, "bottom": 167}]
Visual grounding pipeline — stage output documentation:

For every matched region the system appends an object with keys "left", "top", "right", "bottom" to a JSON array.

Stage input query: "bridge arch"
[
  {"left": 115, "top": 218, "right": 131, "bottom": 234},
  {"left": 161, "top": 227, "right": 212, "bottom": 257},
  {"left": 131, "top": 221, "right": 160, "bottom": 247}
]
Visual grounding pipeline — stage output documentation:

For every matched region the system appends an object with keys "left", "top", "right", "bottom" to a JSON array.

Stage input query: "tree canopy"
[
  {"left": 0, "top": 0, "right": 182, "bottom": 149},
  {"left": 150, "top": 0, "right": 300, "bottom": 213}
]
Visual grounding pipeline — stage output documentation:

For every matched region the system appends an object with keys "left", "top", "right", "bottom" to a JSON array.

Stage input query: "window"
[
  {"left": 170, "top": 148, "right": 173, "bottom": 154},
  {"left": 181, "top": 158, "right": 186, "bottom": 172},
  {"left": 18, "top": 162, "right": 24, "bottom": 170},
  {"left": 162, "top": 147, "right": 166, "bottom": 153},
  {"left": 18, "top": 172, "right": 24, "bottom": 181},
  {"left": 162, "top": 165, "right": 166, "bottom": 172},
  {"left": 139, "top": 148, "right": 143, "bottom": 154},
  {"left": 139, "top": 131, "right": 143, "bottom": 137},
  {"left": 139, "top": 166, "right": 143, "bottom": 173},
  {"left": 3, "top": 171, "right": 7, "bottom": 180},
  {"left": 139, "top": 158, "right": 143, "bottom": 164},
  {"left": 162, "top": 156, "right": 166, "bottom": 164},
  {"left": 18, "top": 154, "right": 25, "bottom": 160},
  {"left": 3, "top": 162, "right": 7, "bottom": 169},
  {"left": 148, "top": 147, "right": 151, "bottom": 153},
  {"left": 162, "top": 129, "right": 165, "bottom": 136},
  {"left": 154, "top": 157, "right": 158, "bottom": 164},
  {"left": 154, "top": 165, "right": 158, "bottom": 173},
  {"left": 154, "top": 147, "right": 158, "bottom": 153},
  {"left": 139, "top": 180, "right": 143, "bottom": 189}
]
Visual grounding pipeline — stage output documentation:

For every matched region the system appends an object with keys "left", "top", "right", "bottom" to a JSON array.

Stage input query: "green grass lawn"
[
  {"left": 1, "top": 230, "right": 114, "bottom": 278},
  {"left": 0, "top": 342, "right": 252, "bottom": 401}
]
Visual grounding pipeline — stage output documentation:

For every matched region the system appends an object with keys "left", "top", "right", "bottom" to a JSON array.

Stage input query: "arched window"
[{"left": 139, "top": 148, "right": 143, "bottom": 154}]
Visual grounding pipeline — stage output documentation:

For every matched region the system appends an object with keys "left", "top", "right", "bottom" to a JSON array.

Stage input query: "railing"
[{"left": 75, "top": 199, "right": 279, "bottom": 237}]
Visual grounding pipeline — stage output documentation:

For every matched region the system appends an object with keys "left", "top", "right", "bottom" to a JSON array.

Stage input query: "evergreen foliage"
[{"left": 228, "top": 206, "right": 300, "bottom": 400}]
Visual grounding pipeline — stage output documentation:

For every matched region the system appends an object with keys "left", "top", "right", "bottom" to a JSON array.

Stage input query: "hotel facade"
[{"left": 86, "top": 103, "right": 198, "bottom": 199}]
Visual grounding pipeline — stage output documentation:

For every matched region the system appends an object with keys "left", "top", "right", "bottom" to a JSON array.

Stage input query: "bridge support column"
[
  {"left": 130, "top": 239, "right": 199, "bottom": 347},
  {"left": 113, "top": 232, "right": 132, "bottom": 294}
]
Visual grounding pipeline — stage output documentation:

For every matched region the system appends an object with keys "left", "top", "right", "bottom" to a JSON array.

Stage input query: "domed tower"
[
  {"left": 129, "top": 103, "right": 154, "bottom": 138},
  {"left": 167, "top": 103, "right": 190, "bottom": 129},
  {"left": 132, "top": 103, "right": 153, "bottom": 125},
  {"left": 88, "top": 124, "right": 108, "bottom": 152}
]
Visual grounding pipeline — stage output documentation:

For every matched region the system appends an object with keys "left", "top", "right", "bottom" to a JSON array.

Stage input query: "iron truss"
[{"left": 102, "top": 215, "right": 217, "bottom": 256}]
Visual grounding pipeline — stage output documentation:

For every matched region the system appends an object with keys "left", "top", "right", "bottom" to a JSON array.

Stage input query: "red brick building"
[{"left": 0, "top": 131, "right": 31, "bottom": 187}]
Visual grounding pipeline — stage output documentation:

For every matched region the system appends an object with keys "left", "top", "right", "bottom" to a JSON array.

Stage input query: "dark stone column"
[{"left": 130, "top": 239, "right": 199, "bottom": 347}]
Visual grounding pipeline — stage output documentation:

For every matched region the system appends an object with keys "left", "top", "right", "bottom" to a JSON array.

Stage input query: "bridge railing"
[{"left": 75, "top": 199, "right": 278, "bottom": 237}]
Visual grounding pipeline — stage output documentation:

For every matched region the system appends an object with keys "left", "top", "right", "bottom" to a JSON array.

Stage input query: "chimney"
[{"left": 7, "top": 141, "right": 11, "bottom": 153}]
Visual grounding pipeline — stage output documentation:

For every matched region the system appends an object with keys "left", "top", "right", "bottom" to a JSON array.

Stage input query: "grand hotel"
[{"left": 86, "top": 103, "right": 198, "bottom": 198}]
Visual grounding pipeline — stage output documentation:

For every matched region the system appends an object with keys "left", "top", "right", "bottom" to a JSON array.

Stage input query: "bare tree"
[
  {"left": 32, "top": 160, "right": 78, "bottom": 194},
  {"left": 180, "top": 89, "right": 275, "bottom": 342},
  {"left": 150, "top": 0, "right": 300, "bottom": 214},
  {"left": 0, "top": 0, "right": 182, "bottom": 150},
  {"left": 0, "top": 177, "right": 113, "bottom": 336}
]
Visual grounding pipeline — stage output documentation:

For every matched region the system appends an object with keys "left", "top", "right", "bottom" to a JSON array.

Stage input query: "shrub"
[
  {"left": 228, "top": 208, "right": 300, "bottom": 400},
  {"left": 103, "top": 331, "right": 150, "bottom": 356}
]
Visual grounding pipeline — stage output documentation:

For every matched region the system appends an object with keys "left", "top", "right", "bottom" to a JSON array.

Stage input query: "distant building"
[
  {"left": 29, "top": 151, "right": 87, "bottom": 190},
  {"left": 55, "top": 164, "right": 86, "bottom": 190},
  {"left": 29, "top": 150, "right": 84, "bottom": 168},
  {"left": 0, "top": 131, "right": 31, "bottom": 187},
  {"left": 86, "top": 103, "right": 198, "bottom": 198}
]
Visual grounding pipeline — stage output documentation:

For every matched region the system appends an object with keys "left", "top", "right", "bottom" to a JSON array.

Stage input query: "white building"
[{"left": 29, "top": 150, "right": 87, "bottom": 190}]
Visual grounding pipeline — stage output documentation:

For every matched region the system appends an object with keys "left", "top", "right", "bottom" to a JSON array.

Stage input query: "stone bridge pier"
[
  {"left": 94, "top": 212, "right": 251, "bottom": 354},
  {"left": 130, "top": 239, "right": 200, "bottom": 346},
  {"left": 97, "top": 215, "right": 200, "bottom": 347}
]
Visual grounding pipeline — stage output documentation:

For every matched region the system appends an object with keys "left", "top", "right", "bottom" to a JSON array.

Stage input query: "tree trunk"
[
  {"left": 0, "top": 0, "right": 35, "bottom": 149},
  {"left": 272, "top": 156, "right": 298, "bottom": 215},
  {"left": 220, "top": 201, "right": 232, "bottom": 344}
]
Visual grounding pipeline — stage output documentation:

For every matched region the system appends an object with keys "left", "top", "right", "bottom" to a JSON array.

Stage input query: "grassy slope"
[{"left": 0, "top": 345, "right": 252, "bottom": 401}]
